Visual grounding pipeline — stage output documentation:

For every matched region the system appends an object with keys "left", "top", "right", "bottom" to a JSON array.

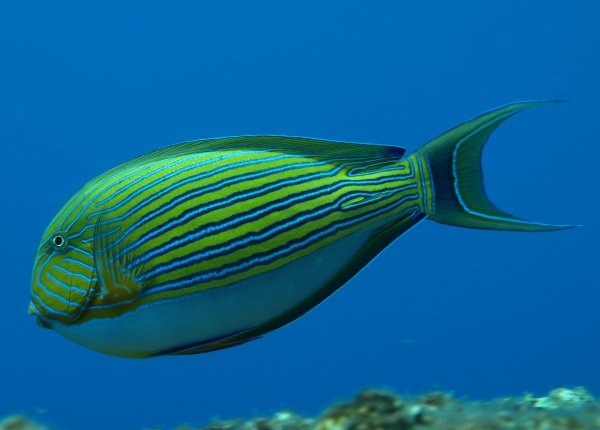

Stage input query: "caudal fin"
[{"left": 417, "top": 101, "right": 573, "bottom": 231}]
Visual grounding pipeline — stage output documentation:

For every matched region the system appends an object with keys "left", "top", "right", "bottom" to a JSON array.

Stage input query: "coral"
[
  {"left": 186, "top": 411, "right": 313, "bottom": 430},
  {"left": 3, "top": 387, "right": 600, "bottom": 430},
  {"left": 190, "top": 387, "right": 600, "bottom": 430},
  {"left": 526, "top": 387, "right": 595, "bottom": 410}
]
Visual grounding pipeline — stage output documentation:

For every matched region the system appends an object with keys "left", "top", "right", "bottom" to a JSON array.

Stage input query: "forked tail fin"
[{"left": 417, "top": 101, "right": 573, "bottom": 231}]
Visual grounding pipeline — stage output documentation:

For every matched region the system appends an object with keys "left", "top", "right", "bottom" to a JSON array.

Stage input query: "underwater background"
[{"left": 1, "top": 1, "right": 599, "bottom": 429}]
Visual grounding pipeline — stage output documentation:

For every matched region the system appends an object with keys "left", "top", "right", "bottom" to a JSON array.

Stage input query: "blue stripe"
[
  {"left": 416, "top": 154, "right": 428, "bottom": 213},
  {"left": 88, "top": 151, "right": 285, "bottom": 222},
  {"left": 140, "top": 185, "right": 417, "bottom": 282},
  {"left": 133, "top": 174, "right": 417, "bottom": 270},
  {"left": 41, "top": 273, "right": 73, "bottom": 307},
  {"left": 144, "top": 193, "right": 421, "bottom": 293},
  {"left": 63, "top": 150, "right": 250, "bottom": 234},
  {"left": 423, "top": 154, "right": 435, "bottom": 214},
  {"left": 33, "top": 253, "right": 58, "bottom": 304},
  {"left": 68, "top": 245, "right": 93, "bottom": 259},
  {"left": 31, "top": 296, "right": 72, "bottom": 318},
  {"left": 112, "top": 158, "right": 370, "bottom": 257},
  {"left": 451, "top": 112, "right": 526, "bottom": 223},
  {"left": 348, "top": 159, "right": 407, "bottom": 176},
  {"left": 92, "top": 151, "right": 252, "bottom": 213},
  {"left": 71, "top": 154, "right": 302, "bottom": 242},
  {"left": 52, "top": 266, "right": 91, "bottom": 294},
  {"left": 57, "top": 153, "right": 172, "bottom": 234},
  {"left": 129, "top": 157, "right": 407, "bottom": 252},
  {"left": 63, "top": 257, "right": 94, "bottom": 272}
]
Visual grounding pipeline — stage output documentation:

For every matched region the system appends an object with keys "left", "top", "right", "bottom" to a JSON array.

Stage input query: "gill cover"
[{"left": 30, "top": 224, "right": 97, "bottom": 324}]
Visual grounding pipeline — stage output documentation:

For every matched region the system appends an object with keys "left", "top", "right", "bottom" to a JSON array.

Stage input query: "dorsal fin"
[{"left": 128, "top": 135, "right": 406, "bottom": 165}]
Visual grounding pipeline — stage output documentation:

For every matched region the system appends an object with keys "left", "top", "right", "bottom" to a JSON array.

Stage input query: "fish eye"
[{"left": 50, "top": 232, "right": 69, "bottom": 252}]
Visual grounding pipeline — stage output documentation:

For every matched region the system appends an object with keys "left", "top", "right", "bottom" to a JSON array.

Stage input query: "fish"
[{"left": 29, "top": 101, "right": 572, "bottom": 358}]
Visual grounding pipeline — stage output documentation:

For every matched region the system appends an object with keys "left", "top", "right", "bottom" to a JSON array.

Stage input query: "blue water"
[{"left": 1, "top": 2, "right": 598, "bottom": 429}]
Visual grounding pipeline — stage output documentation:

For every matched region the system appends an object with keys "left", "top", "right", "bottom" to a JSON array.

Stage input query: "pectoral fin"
[{"left": 93, "top": 218, "right": 145, "bottom": 305}]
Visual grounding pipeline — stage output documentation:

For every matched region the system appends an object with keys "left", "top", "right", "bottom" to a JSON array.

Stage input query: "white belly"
[{"left": 53, "top": 225, "right": 380, "bottom": 358}]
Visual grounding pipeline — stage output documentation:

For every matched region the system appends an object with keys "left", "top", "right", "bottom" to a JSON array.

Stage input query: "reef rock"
[
  {"left": 3, "top": 387, "right": 600, "bottom": 429},
  {"left": 192, "top": 387, "right": 600, "bottom": 430}
]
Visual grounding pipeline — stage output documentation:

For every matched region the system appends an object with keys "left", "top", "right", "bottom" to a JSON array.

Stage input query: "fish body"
[{"left": 30, "top": 102, "right": 571, "bottom": 358}]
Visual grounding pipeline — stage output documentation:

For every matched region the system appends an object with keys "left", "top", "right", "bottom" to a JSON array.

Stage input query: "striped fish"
[{"left": 30, "top": 101, "right": 572, "bottom": 358}]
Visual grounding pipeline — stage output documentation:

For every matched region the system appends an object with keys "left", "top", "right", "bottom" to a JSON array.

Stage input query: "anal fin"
[{"left": 157, "top": 329, "right": 261, "bottom": 356}]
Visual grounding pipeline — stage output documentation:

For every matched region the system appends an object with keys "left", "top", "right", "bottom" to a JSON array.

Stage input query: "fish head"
[{"left": 30, "top": 206, "right": 97, "bottom": 328}]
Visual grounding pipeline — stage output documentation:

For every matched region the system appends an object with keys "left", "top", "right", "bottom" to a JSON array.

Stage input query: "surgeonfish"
[{"left": 30, "top": 101, "right": 572, "bottom": 358}]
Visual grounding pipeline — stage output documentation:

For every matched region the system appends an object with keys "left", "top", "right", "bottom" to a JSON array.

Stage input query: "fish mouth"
[
  {"left": 27, "top": 301, "right": 39, "bottom": 316},
  {"left": 28, "top": 301, "right": 52, "bottom": 329},
  {"left": 27, "top": 300, "right": 42, "bottom": 316}
]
